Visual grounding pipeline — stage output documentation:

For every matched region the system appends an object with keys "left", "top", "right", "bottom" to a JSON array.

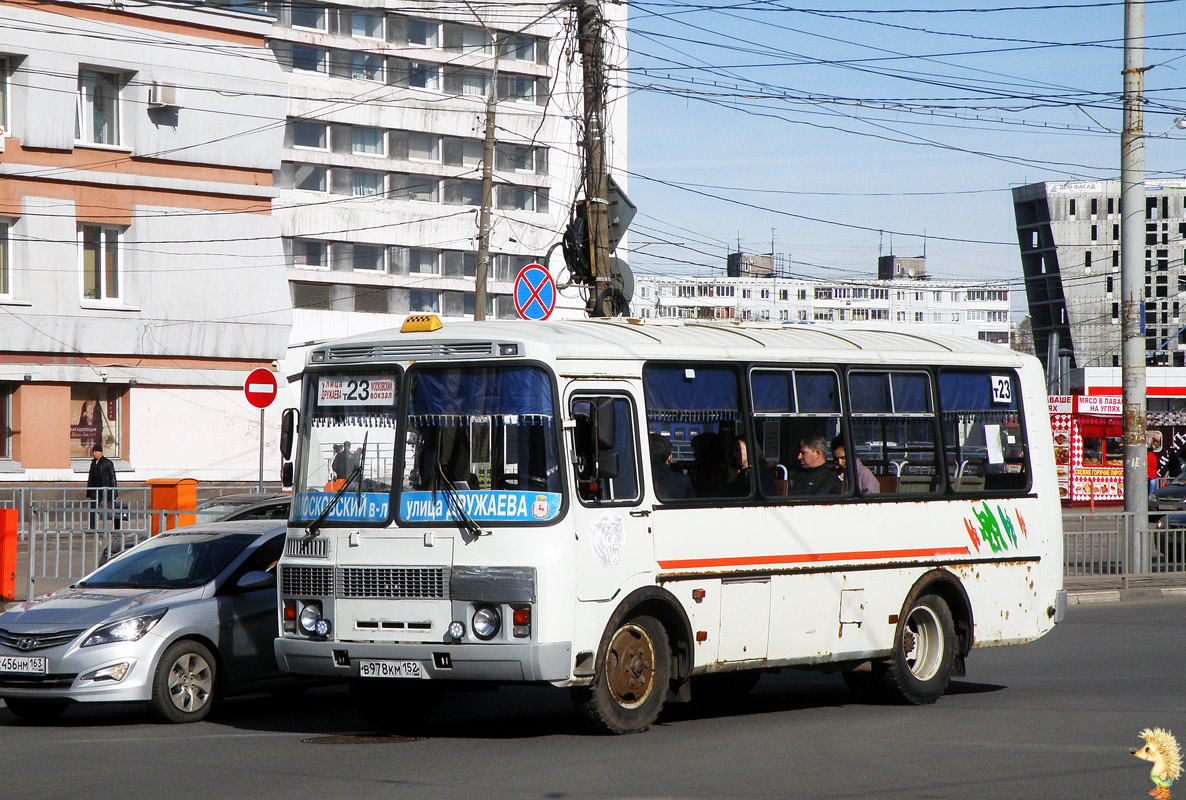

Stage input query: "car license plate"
[
  {"left": 0, "top": 656, "right": 48, "bottom": 674},
  {"left": 358, "top": 660, "right": 424, "bottom": 679}
]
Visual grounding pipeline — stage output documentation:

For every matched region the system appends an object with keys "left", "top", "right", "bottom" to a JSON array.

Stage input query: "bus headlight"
[
  {"left": 298, "top": 603, "right": 330, "bottom": 637},
  {"left": 471, "top": 606, "right": 501, "bottom": 640}
]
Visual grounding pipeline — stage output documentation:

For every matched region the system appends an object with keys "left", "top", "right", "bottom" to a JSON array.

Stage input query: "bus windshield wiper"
[
  {"left": 305, "top": 458, "right": 364, "bottom": 537},
  {"left": 433, "top": 464, "right": 487, "bottom": 538}
]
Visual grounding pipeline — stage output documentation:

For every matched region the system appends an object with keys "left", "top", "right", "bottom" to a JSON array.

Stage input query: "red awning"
[{"left": 1078, "top": 415, "right": 1123, "bottom": 438}]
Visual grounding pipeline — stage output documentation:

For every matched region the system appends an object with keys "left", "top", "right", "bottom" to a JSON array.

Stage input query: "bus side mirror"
[
  {"left": 281, "top": 462, "right": 294, "bottom": 489},
  {"left": 598, "top": 450, "right": 620, "bottom": 479},
  {"left": 280, "top": 408, "right": 297, "bottom": 461},
  {"left": 594, "top": 397, "right": 616, "bottom": 450}
]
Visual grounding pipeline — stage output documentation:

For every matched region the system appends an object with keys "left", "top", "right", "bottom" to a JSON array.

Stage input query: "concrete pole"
[
  {"left": 578, "top": 0, "right": 613, "bottom": 317},
  {"left": 1121, "top": 0, "right": 1149, "bottom": 567},
  {"left": 467, "top": 1, "right": 498, "bottom": 321}
]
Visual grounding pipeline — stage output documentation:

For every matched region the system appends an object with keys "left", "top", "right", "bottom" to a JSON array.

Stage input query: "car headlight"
[{"left": 82, "top": 610, "right": 167, "bottom": 648}]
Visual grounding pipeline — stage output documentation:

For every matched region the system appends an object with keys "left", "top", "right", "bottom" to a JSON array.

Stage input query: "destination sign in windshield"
[{"left": 317, "top": 376, "right": 396, "bottom": 407}]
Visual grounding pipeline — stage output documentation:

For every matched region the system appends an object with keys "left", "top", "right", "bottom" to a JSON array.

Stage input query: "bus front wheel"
[
  {"left": 572, "top": 615, "right": 671, "bottom": 735},
  {"left": 882, "top": 594, "right": 956, "bottom": 705}
]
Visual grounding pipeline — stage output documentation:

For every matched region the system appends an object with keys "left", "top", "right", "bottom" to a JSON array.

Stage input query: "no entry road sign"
[
  {"left": 244, "top": 368, "right": 278, "bottom": 409},
  {"left": 514, "top": 264, "right": 556, "bottom": 321}
]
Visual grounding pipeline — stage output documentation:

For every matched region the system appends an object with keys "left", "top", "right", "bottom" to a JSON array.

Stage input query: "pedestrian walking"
[{"left": 87, "top": 446, "right": 119, "bottom": 530}]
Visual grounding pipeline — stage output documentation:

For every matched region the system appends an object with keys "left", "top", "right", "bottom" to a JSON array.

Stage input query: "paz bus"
[{"left": 274, "top": 315, "right": 1065, "bottom": 734}]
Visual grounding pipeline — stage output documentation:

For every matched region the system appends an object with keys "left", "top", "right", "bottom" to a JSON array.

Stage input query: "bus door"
[{"left": 566, "top": 387, "right": 649, "bottom": 602}]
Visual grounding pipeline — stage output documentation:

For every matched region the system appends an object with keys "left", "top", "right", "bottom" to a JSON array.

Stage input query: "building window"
[
  {"left": 352, "top": 53, "right": 384, "bottom": 81},
  {"left": 443, "top": 179, "right": 482, "bottom": 206},
  {"left": 80, "top": 224, "right": 120, "bottom": 301},
  {"left": 352, "top": 243, "right": 384, "bottom": 271},
  {"left": 291, "top": 3, "right": 326, "bottom": 30},
  {"left": 291, "top": 238, "right": 327, "bottom": 268},
  {"left": 407, "top": 131, "right": 440, "bottom": 161},
  {"left": 391, "top": 174, "right": 439, "bottom": 202},
  {"left": 76, "top": 70, "right": 120, "bottom": 146},
  {"left": 461, "top": 70, "right": 490, "bottom": 97},
  {"left": 352, "top": 169, "right": 385, "bottom": 197},
  {"left": 292, "top": 45, "right": 327, "bottom": 73},
  {"left": 292, "top": 120, "right": 327, "bottom": 150},
  {"left": 495, "top": 144, "right": 537, "bottom": 172},
  {"left": 461, "top": 26, "right": 492, "bottom": 54},
  {"left": 497, "top": 75, "right": 535, "bottom": 103},
  {"left": 351, "top": 9, "right": 383, "bottom": 39},
  {"left": 292, "top": 281, "right": 331, "bottom": 309},
  {"left": 71, "top": 386, "right": 122, "bottom": 458},
  {"left": 500, "top": 34, "right": 535, "bottom": 61},
  {"left": 496, "top": 185, "right": 546, "bottom": 212},
  {"left": 408, "top": 19, "right": 440, "bottom": 48},
  {"left": 352, "top": 127, "right": 385, "bottom": 156},
  {"left": 408, "top": 248, "right": 439, "bottom": 274},
  {"left": 407, "top": 61, "right": 439, "bottom": 90},
  {"left": 293, "top": 164, "right": 327, "bottom": 191},
  {"left": 409, "top": 288, "right": 439, "bottom": 312},
  {"left": 0, "top": 56, "right": 8, "bottom": 134},
  {"left": 354, "top": 285, "right": 388, "bottom": 313}
]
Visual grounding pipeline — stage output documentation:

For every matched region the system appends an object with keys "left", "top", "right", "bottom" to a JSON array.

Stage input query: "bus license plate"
[
  {"left": 358, "top": 660, "right": 424, "bottom": 679},
  {"left": 0, "top": 656, "right": 48, "bottom": 674}
]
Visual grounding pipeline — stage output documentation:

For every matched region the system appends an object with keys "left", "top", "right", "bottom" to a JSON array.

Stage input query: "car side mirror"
[
  {"left": 281, "top": 461, "right": 294, "bottom": 489},
  {"left": 236, "top": 570, "right": 276, "bottom": 591}
]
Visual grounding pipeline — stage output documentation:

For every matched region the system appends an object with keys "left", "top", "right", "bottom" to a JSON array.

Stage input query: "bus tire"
[
  {"left": 572, "top": 615, "right": 671, "bottom": 734},
  {"left": 882, "top": 594, "right": 956, "bottom": 705},
  {"left": 350, "top": 679, "right": 442, "bottom": 732}
]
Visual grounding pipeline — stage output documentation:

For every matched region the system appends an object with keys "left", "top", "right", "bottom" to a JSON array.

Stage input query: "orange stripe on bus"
[{"left": 657, "top": 546, "right": 971, "bottom": 570}]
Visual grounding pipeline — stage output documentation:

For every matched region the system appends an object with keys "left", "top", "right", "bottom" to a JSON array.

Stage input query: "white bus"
[{"left": 275, "top": 316, "right": 1065, "bottom": 734}]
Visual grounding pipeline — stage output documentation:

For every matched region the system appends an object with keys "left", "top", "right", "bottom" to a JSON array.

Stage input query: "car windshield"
[{"left": 79, "top": 534, "right": 256, "bottom": 589}]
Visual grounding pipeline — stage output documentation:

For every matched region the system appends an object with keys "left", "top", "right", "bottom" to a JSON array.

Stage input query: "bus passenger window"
[
  {"left": 571, "top": 396, "right": 640, "bottom": 506},
  {"left": 644, "top": 364, "right": 748, "bottom": 500},
  {"left": 751, "top": 369, "right": 843, "bottom": 498},
  {"left": 937, "top": 370, "right": 1030, "bottom": 494},
  {"left": 849, "top": 371, "right": 941, "bottom": 495}
]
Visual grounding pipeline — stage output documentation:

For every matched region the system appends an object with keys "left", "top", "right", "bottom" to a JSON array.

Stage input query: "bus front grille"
[
  {"left": 281, "top": 565, "right": 335, "bottom": 597},
  {"left": 339, "top": 567, "right": 448, "bottom": 599}
]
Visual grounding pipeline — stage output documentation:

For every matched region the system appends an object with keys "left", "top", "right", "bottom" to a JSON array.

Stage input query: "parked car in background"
[
  {"left": 0, "top": 520, "right": 289, "bottom": 724},
  {"left": 1152, "top": 476, "right": 1186, "bottom": 512},
  {"left": 196, "top": 492, "right": 290, "bottom": 522}
]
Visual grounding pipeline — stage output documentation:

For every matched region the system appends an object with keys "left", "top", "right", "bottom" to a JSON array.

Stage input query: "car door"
[{"left": 216, "top": 533, "right": 285, "bottom": 687}]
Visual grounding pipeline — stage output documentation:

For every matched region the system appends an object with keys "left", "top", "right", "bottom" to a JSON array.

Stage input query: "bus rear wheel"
[
  {"left": 882, "top": 594, "right": 956, "bottom": 705},
  {"left": 572, "top": 615, "right": 671, "bottom": 735}
]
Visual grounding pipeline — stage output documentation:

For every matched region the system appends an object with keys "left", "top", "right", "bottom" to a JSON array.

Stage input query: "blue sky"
[{"left": 621, "top": 0, "right": 1186, "bottom": 309}]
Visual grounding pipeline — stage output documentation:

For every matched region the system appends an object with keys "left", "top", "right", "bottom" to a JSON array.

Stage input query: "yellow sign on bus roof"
[{"left": 401, "top": 314, "right": 443, "bottom": 333}]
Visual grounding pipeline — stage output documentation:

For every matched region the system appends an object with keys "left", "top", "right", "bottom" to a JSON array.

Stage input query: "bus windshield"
[
  {"left": 399, "top": 365, "right": 563, "bottom": 525},
  {"left": 292, "top": 372, "right": 399, "bottom": 525}
]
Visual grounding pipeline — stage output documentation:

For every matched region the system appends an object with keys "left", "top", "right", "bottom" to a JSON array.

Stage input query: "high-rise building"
[{"left": 1012, "top": 179, "right": 1186, "bottom": 373}]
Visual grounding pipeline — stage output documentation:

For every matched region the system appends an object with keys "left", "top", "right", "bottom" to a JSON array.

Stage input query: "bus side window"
[
  {"left": 571, "top": 396, "right": 640, "bottom": 506},
  {"left": 849, "top": 370, "right": 941, "bottom": 495},
  {"left": 937, "top": 370, "right": 1030, "bottom": 494}
]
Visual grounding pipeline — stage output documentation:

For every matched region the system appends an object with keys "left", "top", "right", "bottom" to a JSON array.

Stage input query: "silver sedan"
[{"left": 0, "top": 520, "right": 287, "bottom": 723}]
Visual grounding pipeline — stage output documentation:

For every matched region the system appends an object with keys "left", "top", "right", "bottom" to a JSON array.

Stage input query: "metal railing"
[{"left": 1063, "top": 511, "right": 1186, "bottom": 589}]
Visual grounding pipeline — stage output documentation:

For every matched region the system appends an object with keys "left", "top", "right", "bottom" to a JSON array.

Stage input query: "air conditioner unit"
[{"left": 148, "top": 82, "right": 181, "bottom": 108}]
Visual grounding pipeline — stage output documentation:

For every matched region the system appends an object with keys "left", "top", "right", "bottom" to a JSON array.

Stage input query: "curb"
[{"left": 1069, "top": 586, "right": 1186, "bottom": 605}]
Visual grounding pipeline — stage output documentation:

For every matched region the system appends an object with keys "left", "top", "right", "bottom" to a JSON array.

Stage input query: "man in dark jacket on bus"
[
  {"left": 87, "top": 446, "right": 119, "bottom": 530},
  {"left": 790, "top": 434, "right": 843, "bottom": 496}
]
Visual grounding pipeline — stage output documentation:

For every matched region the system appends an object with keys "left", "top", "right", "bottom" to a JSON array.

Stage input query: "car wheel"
[
  {"left": 4, "top": 698, "right": 68, "bottom": 723},
  {"left": 149, "top": 640, "right": 217, "bottom": 723},
  {"left": 571, "top": 615, "right": 671, "bottom": 734},
  {"left": 881, "top": 594, "right": 956, "bottom": 705}
]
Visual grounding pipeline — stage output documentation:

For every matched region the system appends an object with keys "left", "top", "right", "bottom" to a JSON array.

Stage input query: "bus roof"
[{"left": 313, "top": 318, "right": 1028, "bottom": 368}]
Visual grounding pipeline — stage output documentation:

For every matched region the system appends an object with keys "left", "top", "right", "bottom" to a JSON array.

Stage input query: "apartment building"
[
  {"left": 630, "top": 269, "right": 1012, "bottom": 343},
  {"left": 266, "top": 0, "right": 628, "bottom": 364},
  {"left": 0, "top": 0, "right": 290, "bottom": 480},
  {"left": 1012, "top": 179, "right": 1186, "bottom": 372}
]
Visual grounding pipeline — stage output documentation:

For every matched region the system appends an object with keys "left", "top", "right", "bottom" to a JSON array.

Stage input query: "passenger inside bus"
[
  {"left": 649, "top": 433, "right": 692, "bottom": 500},
  {"left": 789, "top": 434, "right": 843, "bottom": 495}
]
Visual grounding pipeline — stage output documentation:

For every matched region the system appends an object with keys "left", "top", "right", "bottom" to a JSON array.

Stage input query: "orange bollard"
[
  {"left": 0, "top": 508, "right": 17, "bottom": 601},
  {"left": 1088, "top": 482, "right": 1095, "bottom": 514}
]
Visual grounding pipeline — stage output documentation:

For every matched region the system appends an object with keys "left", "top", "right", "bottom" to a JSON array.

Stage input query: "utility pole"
[
  {"left": 467, "top": 1, "right": 498, "bottom": 321},
  {"left": 577, "top": 0, "right": 613, "bottom": 317},
  {"left": 1121, "top": 0, "right": 1150, "bottom": 566}
]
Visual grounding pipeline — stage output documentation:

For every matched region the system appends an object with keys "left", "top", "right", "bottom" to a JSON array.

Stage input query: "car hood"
[{"left": 0, "top": 586, "right": 204, "bottom": 629}]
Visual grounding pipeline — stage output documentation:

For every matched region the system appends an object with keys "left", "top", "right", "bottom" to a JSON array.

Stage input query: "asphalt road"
[{"left": 2, "top": 599, "right": 1183, "bottom": 800}]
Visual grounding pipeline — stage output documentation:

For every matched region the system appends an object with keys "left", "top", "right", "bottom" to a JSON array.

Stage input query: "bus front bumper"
[{"left": 275, "top": 637, "right": 572, "bottom": 683}]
